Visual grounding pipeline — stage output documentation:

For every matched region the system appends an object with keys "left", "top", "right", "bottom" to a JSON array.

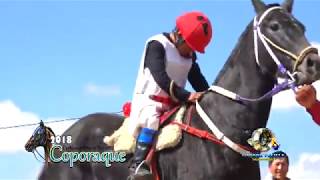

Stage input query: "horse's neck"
[
  {"left": 44, "top": 131, "right": 53, "bottom": 164},
  {"left": 199, "top": 23, "right": 276, "bottom": 144}
]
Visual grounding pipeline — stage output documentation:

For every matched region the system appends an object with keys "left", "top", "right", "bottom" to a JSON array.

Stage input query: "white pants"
[{"left": 128, "top": 95, "right": 170, "bottom": 137}]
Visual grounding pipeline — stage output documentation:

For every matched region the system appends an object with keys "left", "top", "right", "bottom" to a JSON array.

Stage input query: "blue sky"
[{"left": 0, "top": 0, "right": 319, "bottom": 179}]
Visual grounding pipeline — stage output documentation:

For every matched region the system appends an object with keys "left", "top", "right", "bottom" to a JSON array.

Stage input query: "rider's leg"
[
  {"left": 127, "top": 106, "right": 160, "bottom": 180},
  {"left": 128, "top": 127, "right": 157, "bottom": 179}
]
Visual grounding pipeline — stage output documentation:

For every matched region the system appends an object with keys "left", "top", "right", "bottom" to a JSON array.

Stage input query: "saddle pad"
[{"left": 103, "top": 106, "right": 186, "bottom": 153}]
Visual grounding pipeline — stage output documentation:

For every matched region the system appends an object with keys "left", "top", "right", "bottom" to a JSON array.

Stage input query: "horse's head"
[
  {"left": 252, "top": 0, "right": 320, "bottom": 85},
  {"left": 25, "top": 121, "right": 54, "bottom": 152}
]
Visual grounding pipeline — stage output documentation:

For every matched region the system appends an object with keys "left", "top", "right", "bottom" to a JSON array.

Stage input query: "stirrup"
[{"left": 128, "top": 161, "right": 153, "bottom": 180}]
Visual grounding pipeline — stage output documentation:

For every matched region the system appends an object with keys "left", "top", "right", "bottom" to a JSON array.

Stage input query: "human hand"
[
  {"left": 295, "top": 84, "right": 317, "bottom": 109},
  {"left": 188, "top": 92, "right": 205, "bottom": 103}
]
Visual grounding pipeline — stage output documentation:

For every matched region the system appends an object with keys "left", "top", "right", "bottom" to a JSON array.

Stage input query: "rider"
[
  {"left": 127, "top": 11, "right": 212, "bottom": 179},
  {"left": 295, "top": 84, "right": 320, "bottom": 126}
]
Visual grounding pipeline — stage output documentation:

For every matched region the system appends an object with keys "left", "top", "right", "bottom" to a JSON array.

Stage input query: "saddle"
[{"left": 103, "top": 104, "right": 190, "bottom": 153}]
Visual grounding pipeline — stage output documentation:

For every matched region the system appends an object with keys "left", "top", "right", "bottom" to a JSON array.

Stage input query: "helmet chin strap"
[
  {"left": 172, "top": 27, "right": 185, "bottom": 47},
  {"left": 171, "top": 29, "right": 194, "bottom": 59}
]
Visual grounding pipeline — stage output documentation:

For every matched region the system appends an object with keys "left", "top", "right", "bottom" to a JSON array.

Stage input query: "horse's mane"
[
  {"left": 213, "top": 21, "right": 253, "bottom": 84},
  {"left": 46, "top": 126, "right": 55, "bottom": 137},
  {"left": 267, "top": 3, "right": 281, "bottom": 8},
  {"left": 213, "top": 3, "right": 282, "bottom": 85}
]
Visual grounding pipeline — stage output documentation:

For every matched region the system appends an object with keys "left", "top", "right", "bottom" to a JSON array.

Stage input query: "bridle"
[
  {"left": 206, "top": 7, "right": 318, "bottom": 104},
  {"left": 29, "top": 125, "right": 55, "bottom": 163},
  {"left": 253, "top": 6, "right": 317, "bottom": 81},
  {"left": 194, "top": 6, "right": 317, "bottom": 155}
]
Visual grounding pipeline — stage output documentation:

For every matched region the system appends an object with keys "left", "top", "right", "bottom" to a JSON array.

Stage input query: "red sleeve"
[{"left": 307, "top": 101, "right": 320, "bottom": 126}]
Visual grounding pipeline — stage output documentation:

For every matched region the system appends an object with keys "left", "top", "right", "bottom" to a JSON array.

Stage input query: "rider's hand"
[
  {"left": 295, "top": 84, "right": 317, "bottom": 109},
  {"left": 188, "top": 92, "right": 205, "bottom": 103}
]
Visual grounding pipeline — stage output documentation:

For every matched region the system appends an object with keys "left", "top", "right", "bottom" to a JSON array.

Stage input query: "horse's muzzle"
[
  {"left": 294, "top": 53, "right": 320, "bottom": 85},
  {"left": 25, "top": 141, "right": 34, "bottom": 152}
]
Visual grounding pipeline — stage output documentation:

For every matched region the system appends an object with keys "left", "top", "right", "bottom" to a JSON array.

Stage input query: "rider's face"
[{"left": 177, "top": 42, "right": 193, "bottom": 59}]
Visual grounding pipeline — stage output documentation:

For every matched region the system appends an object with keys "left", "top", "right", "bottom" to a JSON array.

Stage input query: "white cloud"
[
  {"left": 32, "top": 164, "right": 43, "bottom": 180},
  {"left": 263, "top": 153, "right": 320, "bottom": 180},
  {"left": 0, "top": 100, "right": 74, "bottom": 153},
  {"left": 271, "top": 80, "right": 320, "bottom": 109},
  {"left": 271, "top": 86, "right": 298, "bottom": 109},
  {"left": 288, "top": 153, "right": 320, "bottom": 180},
  {"left": 84, "top": 83, "right": 121, "bottom": 97}
]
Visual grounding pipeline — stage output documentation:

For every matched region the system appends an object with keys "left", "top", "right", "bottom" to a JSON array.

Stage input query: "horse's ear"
[
  {"left": 40, "top": 120, "right": 44, "bottom": 127},
  {"left": 252, "top": 0, "right": 267, "bottom": 14},
  {"left": 281, "top": 0, "right": 293, "bottom": 13}
]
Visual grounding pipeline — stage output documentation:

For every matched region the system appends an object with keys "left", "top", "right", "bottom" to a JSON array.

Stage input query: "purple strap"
[
  {"left": 235, "top": 61, "right": 297, "bottom": 102},
  {"left": 237, "top": 80, "right": 295, "bottom": 102}
]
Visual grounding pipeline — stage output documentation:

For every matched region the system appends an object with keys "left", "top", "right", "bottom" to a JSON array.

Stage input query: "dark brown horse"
[
  {"left": 25, "top": 120, "right": 55, "bottom": 166},
  {"left": 38, "top": 0, "right": 320, "bottom": 179}
]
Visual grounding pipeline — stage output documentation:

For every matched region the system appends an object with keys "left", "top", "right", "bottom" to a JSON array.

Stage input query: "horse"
[
  {"left": 25, "top": 120, "right": 55, "bottom": 166},
  {"left": 38, "top": 0, "right": 320, "bottom": 180}
]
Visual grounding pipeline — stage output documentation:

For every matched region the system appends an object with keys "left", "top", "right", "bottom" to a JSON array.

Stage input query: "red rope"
[{"left": 171, "top": 122, "right": 224, "bottom": 145}]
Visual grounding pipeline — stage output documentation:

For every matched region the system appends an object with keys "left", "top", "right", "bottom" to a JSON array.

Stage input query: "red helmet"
[{"left": 176, "top": 11, "right": 212, "bottom": 53}]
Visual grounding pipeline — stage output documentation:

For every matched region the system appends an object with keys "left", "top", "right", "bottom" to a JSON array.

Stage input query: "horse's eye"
[{"left": 270, "top": 22, "right": 280, "bottom": 31}]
